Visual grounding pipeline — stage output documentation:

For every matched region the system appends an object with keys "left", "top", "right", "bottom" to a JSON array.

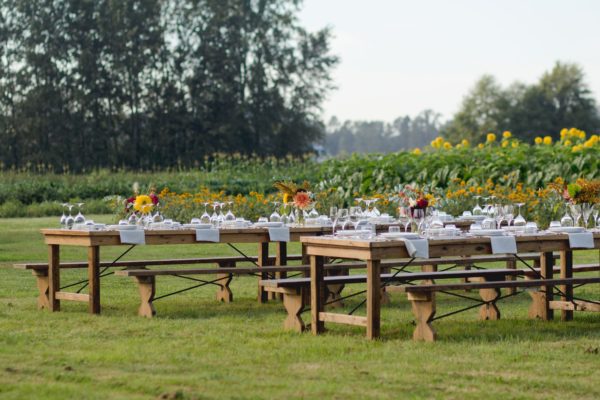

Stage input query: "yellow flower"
[
  {"left": 511, "top": 141, "right": 519, "bottom": 148},
  {"left": 534, "top": 137, "right": 542, "bottom": 145},
  {"left": 133, "top": 195, "right": 154, "bottom": 213},
  {"left": 563, "top": 139, "right": 572, "bottom": 147},
  {"left": 443, "top": 142, "right": 452, "bottom": 149},
  {"left": 413, "top": 148, "right": 422, "bottom": 155},
  {"left": 501, "top": 140, "right": 509, "bottom": 148},
  {"left": 543, "top": 136, "right": 552, "bottom": 145},
  {"left": 579, "top": 131, "right": 586, "bottom": 139},
  {"left": 502, "top": 131, "right": 512, "bottom": 139},
  {"left": 572, "top": 145, "right": 583, "bottom": 152},
  {"left": 486, "top": 133, "right": 496, "bottom": 142},
  {"left": 461, "top": 139, "right": 469, "bottom": 147},
  {"left": 560, "top": 128, "right": 568, "bottom": 139},
  {"left": 478, "top": 143, "right": 485, "bottom": 149}
]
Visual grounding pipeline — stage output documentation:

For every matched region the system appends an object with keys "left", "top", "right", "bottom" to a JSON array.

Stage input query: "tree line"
[
  {"left": 325, "top": 62, "right": 600, "bottom": 155},
  {"left": 0, "top": 0, "right": 337, "bottom": 171}
]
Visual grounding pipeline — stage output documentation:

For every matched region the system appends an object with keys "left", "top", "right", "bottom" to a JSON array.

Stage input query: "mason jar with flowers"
[{"left": 124, "top": 184, "right": 160, "bottom": 225}]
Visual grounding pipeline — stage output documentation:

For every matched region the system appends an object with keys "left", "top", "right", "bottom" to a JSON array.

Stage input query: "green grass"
[{"left": 2, "top": 216, "right": 600, "bottom": 399}]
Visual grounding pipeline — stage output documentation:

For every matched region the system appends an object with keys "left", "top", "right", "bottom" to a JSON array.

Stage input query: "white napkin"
[
  {"left": 568, "top": 232, "right": 594, "bottom": 249},
  {"left": 196, "top": 228, "right": 220, "bottom": 243},
  {"left": 268, "top": 227, "right": 290, "bottom": 242},
  {"left": 404, "top": 239, "right": 429, "bottom": 258},
  {"left": 490, "top": 236, "right": 517, "bottom": 254},
  {"left": 119, "top": 229, "right": 145, "bottom": 245}
]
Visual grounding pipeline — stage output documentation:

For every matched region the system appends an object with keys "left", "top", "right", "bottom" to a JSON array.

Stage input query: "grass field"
[{"left": 2, "top": 217, "right": 600, "bottom": 399}]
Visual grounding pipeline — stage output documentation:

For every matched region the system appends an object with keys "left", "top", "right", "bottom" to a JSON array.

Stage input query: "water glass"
[{"left": 389, "top": 226, "right": 400, "bottom": 233}]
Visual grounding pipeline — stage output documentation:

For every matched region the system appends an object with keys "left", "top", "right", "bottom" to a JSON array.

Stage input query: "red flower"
[
  {"left": 416, "top": 198, "right": 429, "bottom": 208},
  {"left": 150, "top": 193, "right": 159, "bottom": 205},
  {"left": 293, "top": 191, "right": 312, "bottom": 210}
]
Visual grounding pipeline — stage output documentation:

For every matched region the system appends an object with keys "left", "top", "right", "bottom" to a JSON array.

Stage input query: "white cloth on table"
[
  {"left": 119, "top": 229, "right": 145, "bottom": 245},
  {"left": 490, "top": 235, "right": 517, "bottom": 254},
  {"left": 568, "top": 232, "right": 594, "bottom": 249},
  {"left": 404, "top": 239, "right": 429, "bottom": 259},
  {"left": 196, "top": 228, "right": 220, "bottom": 242},
  {"left": 268, "top": 227, "right": 290, "bottom": 242}
]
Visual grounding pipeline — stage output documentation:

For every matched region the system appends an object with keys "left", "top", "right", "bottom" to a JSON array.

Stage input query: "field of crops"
[{"left": 1, "top": 130, "right": 599, "bottom": 220}]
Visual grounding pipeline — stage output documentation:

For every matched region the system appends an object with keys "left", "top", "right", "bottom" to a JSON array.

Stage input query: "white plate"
[
  {"left": 335, "top": 229, "right": 371, "bottom": 237},
  {"left": 459, "top": 215, "right": 486, "bottom": 221},
  {"left": 253, "top": 222, "right": 283, "bottom": 228},
  {"left": 469, "top": 229, "right": 505, "bottom": 236},
  {"left": 379, "top": 232, "right": 420, "bottom": 239},
  {"left": 183, "top": 223, "right": 213, "bottom": 229},
  {"left": 548, "top": 226, "right": 586, "bottom": 233},
  {"left": 106, "top": 225, "right": 139, "bottom": 231}
]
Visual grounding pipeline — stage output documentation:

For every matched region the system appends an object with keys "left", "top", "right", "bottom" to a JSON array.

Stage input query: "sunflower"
[{"left": 134, "top": 195, "right": 154, "bottom": 213}]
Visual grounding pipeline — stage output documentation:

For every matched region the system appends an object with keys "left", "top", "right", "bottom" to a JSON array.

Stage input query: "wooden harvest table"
[
  {"left": 41, "top": 226, "right": 331, "bottom": 314},
  {"left": 301, "top": 233, "right": 600, "bottom": 339}
]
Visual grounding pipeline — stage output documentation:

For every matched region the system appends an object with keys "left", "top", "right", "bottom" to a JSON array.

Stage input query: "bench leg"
[
  {"left": 479, "top": 287, "right": 501, "bottom": 320},
  {"left": 32, "top": 270, "right": 50, "bottom": 310},
  {"left": 216, "top": 261, "right": 234, "bottom": 303},
  {"left": 283, "top": 290, "right": 306, "bottom": 332},
  {"left": 505, "top": 259, "right": 516, "bottom": 295},
  {"left": 134, "top": 276, "right": 156, "bottom": 318},
  {"left": 408, "top": 292, "right": 436, "bottom": 342},
  {"left": 528, "top": 251, "right": 554, "bottom": 320}
]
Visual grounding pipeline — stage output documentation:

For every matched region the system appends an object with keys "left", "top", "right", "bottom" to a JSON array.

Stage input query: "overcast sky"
[{"left": 299, "top": 0, "right": 600, "bottom": 123}]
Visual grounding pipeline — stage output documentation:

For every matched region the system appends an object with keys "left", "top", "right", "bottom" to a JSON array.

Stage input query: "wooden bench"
[
  {"left": 14, "top": 255, "right": 304, "bottom": 309},
  {"left": 405, "top": 274, "right": 600, "bottom": 341},
  {"left": 113, "top": 253, "right": 558, "bottom": 318},
  {"left": 260, "top": 264, "right": 600, "bottom": 332}
]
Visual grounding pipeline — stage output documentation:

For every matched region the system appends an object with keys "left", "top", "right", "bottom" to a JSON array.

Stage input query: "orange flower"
[{"left": 293, "top": 191, "right": 312, "bottom": 210}]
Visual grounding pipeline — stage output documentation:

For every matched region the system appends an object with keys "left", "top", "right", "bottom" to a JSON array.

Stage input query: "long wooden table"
[
  {"left": 41, "top": 226, "right": 331, "bottom": 314},
  {"left": 301, "top": 233, "right": 600, "bottom": 339}
]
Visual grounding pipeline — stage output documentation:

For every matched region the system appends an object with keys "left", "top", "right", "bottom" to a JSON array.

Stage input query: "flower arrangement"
[
  {"left": 549, "top": 178, "right": 600, "bottom": 205},
  {"left": 125, "top": 183, "right": 159, "bottom": 215},
  {"left": 396, "top": 184, "right": 434, "bottom": 209},
  {"left": 273, "top": 180, "right": 314, "bottom": 210}
]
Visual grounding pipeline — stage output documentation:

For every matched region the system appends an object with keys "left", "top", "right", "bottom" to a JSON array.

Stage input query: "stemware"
[
  {"left": 580, "top": 203, "right": 593, "bottom": 229},
  {"left": 472, "top": 196, "right": 483, "bottom": 216},
  {"left": 65, "top": 204, "right": 75, "bottom": 229},
  {"left": 412, "top": 208, "right": 425, "bottom": 234},
  {"left": 59, "top": 203, "right": 68, "bottom": 229},
  {"left": 270, "top": 201, "right": 281, "bottom": 222},
  {"left": 494, "top": 204, "right": 505, "bottom": 229},
  {"left": 560, "top": 208, "right": 574, "bottom": 227},
  {"left": 200, "top": 202, "right": 211, "bottom": 224},
  {"left": 370, "top": 198, "right": 381, "bottom": 217},
  {"left": 397, "top": 206, "right": 411, "bottom": 232},
  {"left": 593, "top": 205, "right": 600, "bottom": 229},
  {"left": 503, "top": 205, "right": 514, "bottom": 227},
  {"left": 74, "top": 202, "right": 85, "bottom": 224},
  {"left": 513, "top": 203, "right": 526, "bottom": 228},
  {"left": 568, "top": 204, "right": 582, "bottom": 227},
  {"left": 336, "top": 208, "right": 349, "bottom": 231},
  {"left": 224, "top": 201, "right": 236, "bottom": 222}
]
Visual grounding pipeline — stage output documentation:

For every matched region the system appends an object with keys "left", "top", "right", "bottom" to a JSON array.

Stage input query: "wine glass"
[
  {"left": 472, "top": 196, "right": 483, "bottom": 216},
  {"left": 370, "top": 198, "right": 381, "bottom": 217},
  {"left": 349, "top": 206, "right": 361, "bottom": 229},
  {"left": 581, "top": 203, "right": 593, "bottom": 229},
  {"left": 398, "top": 206, "right": 411, "bottom": 232},
  {"left": 74, "top": 202, "right": 85, "bottom": 224},
  {"left": 503, "top": 205, "right": 514, "bottom": 227},
  {"left": 560, "top": 206, "right": 574, "bottom": 227},
  {"left": 65, "top": 204, "right": 75, "bottom": 229},
  {"left": 225, "top": 201, "right": 236, "bottom": 222},
  {"left": 200, "top": 202, "right": 211, "bottom": 224},
  {"left": 337, "top": 208, "right": 349, "bottom": 231},
  {"left": 494, "top": 204, "right": 505, "bottom": 229},
  {"left": 210, "top": 202, "right": 220, "bottom": 226},
  {"left": 412, "top": 208, "right": 425, "bottom": 235},
  {"left": 59, "top": 203, "right": 68, "bottom": 229},
  {"left": 513, "top": 202, "right": 526, "bottom": 228},
  {"left": 593, "top": 205, "right": 600, "bottom": 229},
  {"left": 569, "top": 204, "right": 582, "bottom": 227},
  {"left": 270, "top": 201, "right": 281, "bottom": 222}
]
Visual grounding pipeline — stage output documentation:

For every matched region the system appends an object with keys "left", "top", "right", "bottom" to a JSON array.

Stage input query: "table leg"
[
  {"left": 529, "top": 251, "right": 554, "bottom": 320},
  {"left": 560, "top": 250, "right": 573, "bottom": 321},
  {"left": 310, "top": 255, "right": 325, "bottom": 335},
  {"left": 88, "top": 246, "right": 100, "bottom": 314},
  {"left": 274, "top": 242, "right": 288, "bottom": 301},
  {"left": 48, "top": 244, "right": 60, "bottom": 312},
  {"left": 257, "top": 242, "right": 270, "bottom": 303},
  {"left": 366, "top": 259, "right": 381, "bottom": 340}
]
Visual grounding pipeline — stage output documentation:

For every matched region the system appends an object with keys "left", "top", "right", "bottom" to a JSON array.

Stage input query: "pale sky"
[{"left": 299, "top": 0, "right": 600, "bottom": 123}]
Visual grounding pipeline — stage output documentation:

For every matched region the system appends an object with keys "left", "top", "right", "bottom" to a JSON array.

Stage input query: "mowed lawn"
[{"left": 2, "top": 217, "right": 600, "bottom": 399}]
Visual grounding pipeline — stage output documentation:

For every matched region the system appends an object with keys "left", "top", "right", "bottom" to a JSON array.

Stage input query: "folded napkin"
[
  {"left": 404, "top": 239, "right": 429, "bottom": 258},
  {"left": 119, "top": 229, "right": 145, "bottom": 245},
  {"left": 568, "top": 232, "right": 594, "bottom": 249},
  {"left": 490, "top": 235, "right": 517, "bottom": 254},
  {"left": 195, "top": 228, "right": 220, "bottom": 243},
  {"left": 268, "top": 227, "right": 290, "bottom": 242}
]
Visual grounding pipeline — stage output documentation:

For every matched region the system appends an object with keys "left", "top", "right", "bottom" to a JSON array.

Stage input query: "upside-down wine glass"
[
  {"left": 65, "top": 204, "right": 75, "bottom": 229},
  {"left": 225, "top": 201, "right": 236, "bottom": 222},
  {"left": 513, "top": 202, "right": 526, "bottom": 228},
  {"left": 74, "top": 202, "right": 85, "bottom": 225},
  {"left": 472, "top": 196, "right": 483, "bottom": 216},
  {"left": 560, "top": 203, "right": 574, "bottom": 227},
  {"left": 60, "top": 203, "right": 68, "bottom": 229},
  {"left": 200, "top": 202, "right": 211, "bottom": 224},
  {"left": 270, "top": 202, "right": 281, "bottom": 222}
]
